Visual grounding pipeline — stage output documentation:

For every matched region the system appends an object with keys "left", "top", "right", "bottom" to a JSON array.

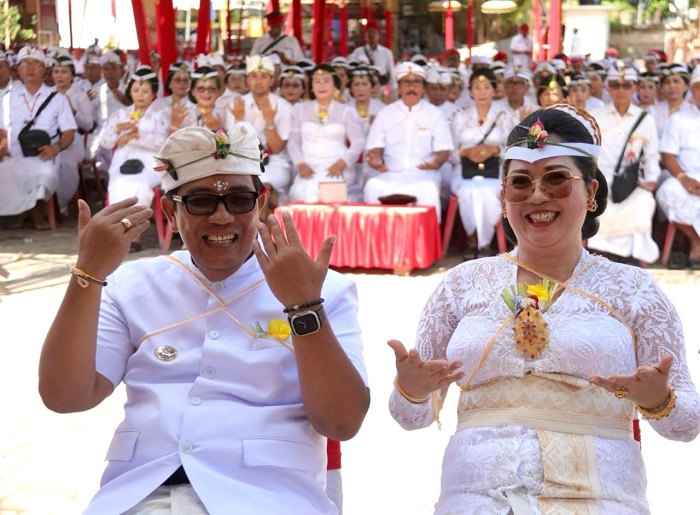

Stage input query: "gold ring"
[
  {"left": 614, "top": 387, "right": 628, "bottom": 399},
  {"left": 120, "top": 218, "right": 133, "bottom": 231}
]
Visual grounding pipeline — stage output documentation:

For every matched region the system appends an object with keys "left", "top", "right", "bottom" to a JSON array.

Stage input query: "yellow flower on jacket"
[
  {"left": 526, "top": 283, "right": 550, "bottom": 302},
  {"left": 268, "top": 319, "right": 292, "bottom": 339}
]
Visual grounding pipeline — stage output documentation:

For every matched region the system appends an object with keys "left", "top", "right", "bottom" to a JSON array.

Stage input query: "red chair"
[
  {"left": 152, "top": 187, "right": 173, "bottom": 253},
  {"left": 441, "top": 195, "right": 507, "bottom": 259},
  {"left": 660, "top": 222, "right": 678, "bottom": 266}
]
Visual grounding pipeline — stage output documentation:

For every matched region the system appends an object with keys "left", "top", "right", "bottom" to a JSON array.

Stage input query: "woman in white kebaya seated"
[{"left": 287, "top": 64, "right": 365, "bottom": 203}]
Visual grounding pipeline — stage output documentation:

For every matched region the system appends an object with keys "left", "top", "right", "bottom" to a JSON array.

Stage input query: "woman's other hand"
[
  {"left": 388, "top": 339, "right": 464, "bottom": 400},
  {"left": 589, "top": 355, "right": 674, "bottom": 410},
  {"left": 297, "top": 163, "right": 314, "bottom": 179},
  {"left": 327, "top": 159, "right": 346, "bottom": 178}
]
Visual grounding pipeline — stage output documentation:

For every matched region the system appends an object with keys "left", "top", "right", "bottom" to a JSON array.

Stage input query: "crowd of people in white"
[{"left": 0, "top": 14, "right": 699, "bottom": 269}]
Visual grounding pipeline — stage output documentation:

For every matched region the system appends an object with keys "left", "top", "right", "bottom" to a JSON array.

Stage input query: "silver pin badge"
[{"left": 154, "top": 345, "right": 178, "bottom": 361}]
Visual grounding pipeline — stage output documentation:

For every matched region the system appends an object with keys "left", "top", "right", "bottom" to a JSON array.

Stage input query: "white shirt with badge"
[{"left": 84, "top": 251, "right": 367, "bottom": 515}]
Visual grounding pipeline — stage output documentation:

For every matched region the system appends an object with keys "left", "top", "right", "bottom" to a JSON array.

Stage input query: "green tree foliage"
[{"left": 0, "top": 1, "right": 36, "bottom": 45}]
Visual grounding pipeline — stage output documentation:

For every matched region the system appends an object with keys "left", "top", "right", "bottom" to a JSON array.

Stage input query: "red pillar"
[
  {"left": 466, "top": 0, "right": 473, "bottom": 55},
  {"left": 384, "top": 6, "right": 392, "bottom": 51},
  {"left": 270, "top": 0, "right": 280, "bottom": 12},
  {"left": 131, "top": 0, "right": 151, "bottom": 65},
  {"left": 195, "top": 0, "right": 212, "bottom": 55},
  {"left": 312, "top": 0, "right": 325, "bottom": 64},
  {"left": 533, "top": 0, "right": 543, "bottom": 62},
  {"left": 292, "top": 0, "right": 303, "bottom": 48},
  {"left": 340, "top": 4, "right": 347, "bottom": 56},
  {"left": 225, "top": 0, "right": 232, "bottom": 54},
  {"left": 547, "top": 0, "right": 562, "bottom": 59},
  {"left": 445, "top": 3, "right": 454, "bottom": 51},
  {"left": 155, "top": 0, "right": 177, "bottom": 84}
]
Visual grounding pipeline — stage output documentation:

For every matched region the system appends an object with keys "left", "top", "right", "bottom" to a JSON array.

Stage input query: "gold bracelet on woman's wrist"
[
  {"left": 677, "top": 172, "right": 687, "bottom": 181},
  {"left": 394, "top": 377, "right": 429, "bottom": 404},
  {"left": 636, "top": 387, "right": 676, "bottom": 420}
]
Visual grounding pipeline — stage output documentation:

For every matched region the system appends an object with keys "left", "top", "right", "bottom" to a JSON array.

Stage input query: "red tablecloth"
[{"left": 275, "top": 203, "right": 441, "bottom": 271}]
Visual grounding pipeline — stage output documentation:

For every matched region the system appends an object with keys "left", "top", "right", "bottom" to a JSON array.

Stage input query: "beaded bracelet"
[
  {"left": 283, "top": 298, "right": 324, "bottom": 313},
  {"left": 636, "top": 387, "right": 676, "bottom": 420},
  {"left": 394, "top": 377, "right": 430, "bottom": 404},
  {"left": 70, "top": 267, "right": 107, "bottom": 288}
]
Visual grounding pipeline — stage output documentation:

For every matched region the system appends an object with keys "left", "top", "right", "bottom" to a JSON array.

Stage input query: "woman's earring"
[
  {"left": 587, "top": 198, "right": 598, "bottom": 212},
  {"left": 502, "top": 210, "right": 508, "bottom": 219}
]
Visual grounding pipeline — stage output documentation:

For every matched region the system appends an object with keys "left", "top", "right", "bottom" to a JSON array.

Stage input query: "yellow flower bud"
[
  {"left": 268, "top": 319, "right": 292, "bottom": 339},
  {"left": 526, "top": 283, "right": 550, "bottom": 302}
]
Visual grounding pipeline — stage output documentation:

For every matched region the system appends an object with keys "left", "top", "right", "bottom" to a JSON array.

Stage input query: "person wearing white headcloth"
[
  {"left": 39, "top": 122, "right": 370, "bottom": 515},
  {"left": 0, "top": 50, "right": 15, "bottom": 99},
  {"left": 364, "top": 61, "right": 453, "bottom": 222},
  {"left": 656, "top": 66, "right": 700, "bottom": 269},
  {"left": 0, "top": 46, "right": 76, "bottom": 228},
  {"left": 101, "top": 66, "right": 169, "bottom": 251},
  {"left": 493, "top": 65, "right": 537, "bottom": 128},
  {"left": 227, "top": 55, "right": 294, "bottom": 213},
  {"left": 388, "top": 104, "right": 700, "bottom": 514},
  {"left": 587, "top": 67, "right": 661, "bottom": 264}
]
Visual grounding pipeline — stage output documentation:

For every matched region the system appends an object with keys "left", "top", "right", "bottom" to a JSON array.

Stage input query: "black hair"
[
  {"left": 188, "top": 66, "right": 221, "bottom": 104},
  {"left": 536, "top": 74, "right": 567, "bottom": 104},
  {"left": 164, "top": 63, "right": 190, "bottom": 96},
  {"left": 348, "top": 67, "right": 377, "bottom": 96},
  {"left": 125, "top": 67, "right": 159, "bottom": 103},
  {"left": 308, "top": 64, "right": 341, "bottom": 99},
  {"left": 502, "top": 108, "right": 608, "bottom": 243},
  {"left": 469, "top": 68, "right": 497, "bottom": 89},
  {"left": 54, "top": 56, "right": 76, "bottom": 77}
]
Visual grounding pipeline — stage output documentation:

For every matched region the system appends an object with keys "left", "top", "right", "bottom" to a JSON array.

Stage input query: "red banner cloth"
[
  {"left": 327, "top": 439, "right": 341, "bottom": 470},
  {"left": 196, "top": 0, "right": 212, "bottom": 55},
  {"left": 274, "top": 203, "right": 441, "bottom": 271}
]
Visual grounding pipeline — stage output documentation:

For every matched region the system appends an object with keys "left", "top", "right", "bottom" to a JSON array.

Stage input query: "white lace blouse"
[{"left": 389, "top": 249, "right": 700, "bottom": 514}]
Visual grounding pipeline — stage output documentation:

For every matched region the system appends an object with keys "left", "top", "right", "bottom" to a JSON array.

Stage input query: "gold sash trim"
[{"left": 457, "top": 373, "right": 634, "bottom": 439}]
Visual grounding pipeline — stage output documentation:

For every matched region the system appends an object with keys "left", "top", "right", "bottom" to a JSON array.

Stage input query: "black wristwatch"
[{"left": 288, "top": 306, "right": 326, "bottom": 336}]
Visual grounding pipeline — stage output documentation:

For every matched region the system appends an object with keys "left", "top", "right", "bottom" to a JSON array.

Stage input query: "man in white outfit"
[
  {"left": 588, "top": 67, "right": 661, "bottom": 263},
  {"left": 510, "top": 24, "right": 533, "bottom": 72},
  {"left": 38, "top": 123, "right": 370, "bottom": 514},
  {"left": 364, "top": 62, "right": 454, "bottom": 222},
  {"left": 348, "top": 21, "right": 396, "bottom": 89},
  {"left": 250, "top": 10, "right": 304, "bottom": 66},
  {"left": 226, "top": 55, "right": 294, "bottom": 214}
]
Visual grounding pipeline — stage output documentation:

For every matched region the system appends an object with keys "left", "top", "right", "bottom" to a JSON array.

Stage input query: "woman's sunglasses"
[{"left": 504, "top": 170, "right": 584, "bottom": 204}]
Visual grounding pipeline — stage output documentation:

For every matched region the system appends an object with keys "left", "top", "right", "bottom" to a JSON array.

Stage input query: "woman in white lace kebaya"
[{"left": 389, "top": 105, "right": 700, "bottom": 514}]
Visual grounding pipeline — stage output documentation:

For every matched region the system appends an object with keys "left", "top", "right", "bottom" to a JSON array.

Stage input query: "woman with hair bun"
[
  {"left": 101, "top": 66, "right": 169, "bottom": 251},
  {"left": 388, "top": 104, "right": 700, "bottom": 514}
]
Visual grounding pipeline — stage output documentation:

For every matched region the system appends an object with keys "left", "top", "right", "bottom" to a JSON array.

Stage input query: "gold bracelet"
[
  {"left": 677, "top": 172, "right": 687, "bottom": 181},
  {"left": 636, "top": 387, "right": 676, "bottom": 420},
  {"left": 70, "top": 267, "right": 107, "bottom": 288},
  {"left": 394, "top": 377, "right": 429, "bottom": 404}
]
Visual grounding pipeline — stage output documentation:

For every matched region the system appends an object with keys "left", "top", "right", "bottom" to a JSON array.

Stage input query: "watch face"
[{"left": 292, "top": 312, "right": 320, "bottom": 335}]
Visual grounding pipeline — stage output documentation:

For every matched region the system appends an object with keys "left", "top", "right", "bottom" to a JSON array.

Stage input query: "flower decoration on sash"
[
  {"left": 501, "top": 280, "right": 559, "bottom": 359},
  {"left": 527, "top": 119, "right": 548, "bottom": 149},
  {"left": 131, "top": 109, "right": 144, "bottom": 121},
  {"left": 314, "top": 107, "right": 329, "bottom": 124},
  {"left": 250, "top": 319, "right": 292, "bottom": 341}
]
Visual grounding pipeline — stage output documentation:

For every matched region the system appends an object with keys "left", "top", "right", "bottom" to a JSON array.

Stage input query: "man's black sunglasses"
[{"left": 172, "top": 191, "right": 259, "bottom": 215}]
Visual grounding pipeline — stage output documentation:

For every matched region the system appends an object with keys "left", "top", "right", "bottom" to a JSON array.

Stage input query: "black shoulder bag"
[
  {"left": 364, "top": 46, "right": 389, "bottom": 85},
  {"left": 261, "top": 35, "right": 287, "bottom": 56},
  {"left": 461, "top": 114, "right": 502, "bottom": 180},
  {"left": 611, "top": 111, "right": 647, "bottom": 204},
  {"left": 17, "top": 92, "right": 58, "bottom": 157}
]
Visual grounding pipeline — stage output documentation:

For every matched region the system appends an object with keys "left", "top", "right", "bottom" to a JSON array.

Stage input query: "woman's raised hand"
[{"left": 388, "top": 339, "right": 464, "bottom": 400}]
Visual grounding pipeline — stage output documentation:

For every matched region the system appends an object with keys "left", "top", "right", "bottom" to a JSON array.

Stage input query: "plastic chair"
[{"left": 441, "top": 195, "right": 507, "bottom": 258}]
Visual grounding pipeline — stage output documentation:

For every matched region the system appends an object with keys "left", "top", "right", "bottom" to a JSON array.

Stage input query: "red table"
[{"left": 275, "top": 203, "right": 441, "bottom": 273}]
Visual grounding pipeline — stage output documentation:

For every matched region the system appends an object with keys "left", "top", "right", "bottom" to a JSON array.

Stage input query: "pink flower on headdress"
[
  {"left": 211, "top": 128, "right": 230, "bottom": 159},
  {"left": 527, "top": 119, "right": 548, "bottom": 149}
]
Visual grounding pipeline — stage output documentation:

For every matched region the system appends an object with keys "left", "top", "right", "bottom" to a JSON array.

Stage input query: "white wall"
[{"left": 562, "top": 5, "right": 615, "bottom": 61}]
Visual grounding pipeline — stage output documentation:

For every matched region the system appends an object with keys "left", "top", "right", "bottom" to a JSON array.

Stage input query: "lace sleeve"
[
  {"left": 389, "top": 269, "right": 464, "bottom": 430},
  {"left": 625, "top": 269, "right": 700, "bottom": 441}
]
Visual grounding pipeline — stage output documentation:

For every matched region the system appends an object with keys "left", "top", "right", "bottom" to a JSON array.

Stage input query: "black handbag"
[
  {"left": 461, "top": 114, "right": 502, "bottom": 180},
  {"left": 461, "top": 155, "right": 500, "bottom": 179},
  {"left": 120, "top": 159, "right": 145, "bottom": 175},
  {"left": 17, "top": 92, "right": 57, "bottom": 157},
  {"left": 611, "top": 112, "right": 647, "bottom": 204}
]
